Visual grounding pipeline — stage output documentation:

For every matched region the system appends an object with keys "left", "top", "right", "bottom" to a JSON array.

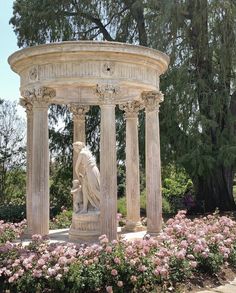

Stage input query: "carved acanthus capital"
[
  {"left": 19, "top": 97, "right": 33, "bottom": 115},
  {"left": 96, "top": 84, "right": 120, "bottom": 105},
  {"left": 119, "top": 101, "right": 144, "bottom": 119},
  {"left": 21, "top": 87, "right": 56, "bottom": 107},
  {"left": 142, "top": 91, "right": 164, "bottom": 112},
  {"left": 68, "top": 104, "right": 90, "bottom": 120}
]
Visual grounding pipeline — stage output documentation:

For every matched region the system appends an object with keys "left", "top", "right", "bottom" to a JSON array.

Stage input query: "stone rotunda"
[{"left": 8, "top": 41, "right": 169, "bottom": 241}]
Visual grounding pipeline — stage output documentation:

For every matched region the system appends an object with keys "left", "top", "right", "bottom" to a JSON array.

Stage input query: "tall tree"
[
  {"left": 10, "top": 0, "right": 236, "bottom": 211},
  {"left": 0, "top": 99, "right": 26, "bottom": 201},
  {"left": 153, "top": 0, "right": 236, "bottom": 211}
]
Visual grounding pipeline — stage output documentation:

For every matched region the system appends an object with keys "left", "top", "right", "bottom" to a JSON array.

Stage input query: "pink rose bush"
[
  {"left": 1, "top": 211, "right": 236, "bottom": 292},
  {"left": 0, "top": 219, "right": 26, "bottom": 244}
]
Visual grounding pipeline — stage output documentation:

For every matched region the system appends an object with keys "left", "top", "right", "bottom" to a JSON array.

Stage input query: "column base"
[
  {"left": 123, "top": 220, "right": 146, "bottom": 232},
  {"left": 146, "top": 231, "right": 161, "bottom": 237},
  {"left": 69, "top": 211, "right": 101, "bottom": 243},
  {"left": 22, "top": 227, "right": 33, "bottom": 238}
]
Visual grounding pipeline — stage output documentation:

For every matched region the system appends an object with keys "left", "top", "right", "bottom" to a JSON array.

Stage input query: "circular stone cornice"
[
  {"left": 8, "top": 41, "right": 169, "bottom": 75},
  {"left": 8, "top": 41, "right": 169, "bottom": 105}
]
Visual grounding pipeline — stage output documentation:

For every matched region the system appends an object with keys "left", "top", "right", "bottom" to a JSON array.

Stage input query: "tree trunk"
[
  {"left": 124, "top": 0, "right": 148, "bottom": 46},
  {"left": 195, "top": 166, "right": 236, "bottom": 212}
]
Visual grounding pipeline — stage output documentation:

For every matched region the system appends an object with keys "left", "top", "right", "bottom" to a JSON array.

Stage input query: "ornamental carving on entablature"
[{"left": 96, "top": 84, "right": 120, "bottom": 105}]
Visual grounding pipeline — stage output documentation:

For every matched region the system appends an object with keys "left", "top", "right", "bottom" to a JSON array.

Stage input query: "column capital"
[
  {"left": 21, "top": 87, "right": 56, "bottom": 108},
  {"left": 68, "top": 104, "right": 90, "bottom": 119},
  {"left": 96, "top": 83, "right": 120, "bottom": 105},
  {"left": 142, "top": 91, "right": 164, "bottom": 112},
  {"left": 119, "top": 101, "right": 144, "bottom": 119},
  {"left": 19, "top": 97, "right": 33, "bottom": 116}
]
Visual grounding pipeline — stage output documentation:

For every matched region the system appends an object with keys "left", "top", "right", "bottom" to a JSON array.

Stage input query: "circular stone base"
[
  {"left": 69, "top": 211, "right": 101, "bottom": 243},
  {"left": 123, "top": 220, "right": 146, "bottom": 232}
]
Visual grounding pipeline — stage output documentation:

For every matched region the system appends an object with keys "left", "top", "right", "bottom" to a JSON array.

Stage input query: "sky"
[{"left": 0, "top": 1, "right": 21, "bottom": 103}]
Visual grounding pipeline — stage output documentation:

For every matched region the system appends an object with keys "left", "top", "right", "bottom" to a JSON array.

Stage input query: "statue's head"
[{"left": 73, "top": 141, "right": 85, "bottom": 153}]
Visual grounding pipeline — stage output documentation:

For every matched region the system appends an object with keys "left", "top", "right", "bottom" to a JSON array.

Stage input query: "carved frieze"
[
  {"left": 96, "top": 84, "right": 120, "bottom": 105},
  {"left": 119, "top": 101, "right": 144, "bottom": 119},
  {"left": 142, "top": 91, "right": 164, "bottom": 112},
  {"left": 21, "top": 61, "right": 158, "bottom": 88}
]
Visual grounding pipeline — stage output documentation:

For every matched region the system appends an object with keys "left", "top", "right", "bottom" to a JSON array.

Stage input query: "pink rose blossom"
[
  {"left": 117, "top": 281, "right": 123, "bottom": 287},
  {"left": 111, "top": 269, "right": 118, "bottom": 276},
  {"left": 106, "top": 286, "right": 113, "bottom": 293}
]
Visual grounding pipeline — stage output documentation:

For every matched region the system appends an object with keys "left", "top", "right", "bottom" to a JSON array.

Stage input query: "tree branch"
[{"left": 63, "top": 10, "right": 114, "bottom": 41}]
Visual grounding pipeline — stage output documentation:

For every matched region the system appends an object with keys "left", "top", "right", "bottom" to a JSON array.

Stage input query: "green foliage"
[
  {"left": 68, "top": 262, "right": 104, "bottom": 292},
  {"left": 4, "top": 169, "right": 26, "bottom": 205},
  {"left": 162, "top": 165, "right": 193, "bottom": 213},
  {"left": 156, "top": 0, "right": 236, "bottom": 210},
  {"left": 163, "top": 173, "right": 192, "bottom": 200},
  {"left": 169, "top": 258, "right": 192, "bottom": 283},
  {"left": 0, "top": 203, "right": 25, "bottom": 223},
  {"left": 229, "top": 244, "right": 236, "bottom": 268},
  {"left": 196, "top": 251, "right": 224, "bottom": 275},
  {"left": 0, "top": 100, "right": 26, "bottom": 203},
  {"left": 50, "top": 209, "right": 72, "bottom": 229},
  {"left": 117, "top": 189, "right": 172, "bottom": 216},
  {"left": 162, "top": 197, "right": 171, "bottom": 215},
  {"left": 117, "top": 196, "right": 126, "bottom": 216}
]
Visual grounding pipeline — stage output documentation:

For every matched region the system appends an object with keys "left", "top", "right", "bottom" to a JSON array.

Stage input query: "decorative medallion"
[
  {"left": 29, "top": 67, "right": 38, "bottom": 81},
  {"left": 102, "top": 62, "right": 115, "bottom": 76}
]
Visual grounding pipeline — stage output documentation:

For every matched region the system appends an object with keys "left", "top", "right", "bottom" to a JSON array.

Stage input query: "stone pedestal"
[
  {"left": 142, "top": 91, "right": 164, "bottom": 235},
  {"left": 69, "top": 211, "right": 100, "bottom": 242}
]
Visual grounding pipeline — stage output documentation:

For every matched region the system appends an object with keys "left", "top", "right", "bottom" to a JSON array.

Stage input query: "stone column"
[
  {"left": 69, "top": 104, "right": 89, "bottom": 180},
  {"left": 119, "top": 101, "right": 144, "bottom": 231},
  {"left": 19, "top": 98, "right": 33, "bottom": 235},
  {"left": 96, "top": 84, "right": 119, "bottom": 240},
  {"left": 142, "top": 91, "right": 164, "bottom": 235},
  {"left": 23, "top": 87, "right": 55, "bottom": 235}
]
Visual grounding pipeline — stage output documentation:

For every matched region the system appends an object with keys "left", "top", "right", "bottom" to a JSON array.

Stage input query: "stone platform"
[{"left": 19, "top": 227, "right": 147, "bottom": 245}]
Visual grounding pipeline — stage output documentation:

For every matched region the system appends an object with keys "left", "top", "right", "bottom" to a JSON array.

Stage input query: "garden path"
[{"left": 197, "top": 278, "right": 236, "bottom": 293}]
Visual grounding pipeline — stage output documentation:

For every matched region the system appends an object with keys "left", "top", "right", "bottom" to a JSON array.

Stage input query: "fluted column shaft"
[
  {"left": 32, "top": 103, "right": 49, "bottom": 235},
  {"left": 69, "top": 105, "right": 89, "bottom": 180},
  {"left": 22, "top": 87, "right": 55, "bottom": 236},
  {"left": 142, "top": 91, "right": 164, "bottom": 234},
  {"left": 20, "top": 99, "right": 33, "bottom": 235},
  {"left": 120, "top": 101, "right": 143, "bottom": 231},
  {"left": 97, "top": 84, "right": 118, "bottom": 240}
]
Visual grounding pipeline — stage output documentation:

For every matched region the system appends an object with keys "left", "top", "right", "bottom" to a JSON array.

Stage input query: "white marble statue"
[
  {"left": 71, "top": 179, "right": 83, "bottom": 213},
  {"left": 73, "top": 142, "right": 100, "bottom": 213}
]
